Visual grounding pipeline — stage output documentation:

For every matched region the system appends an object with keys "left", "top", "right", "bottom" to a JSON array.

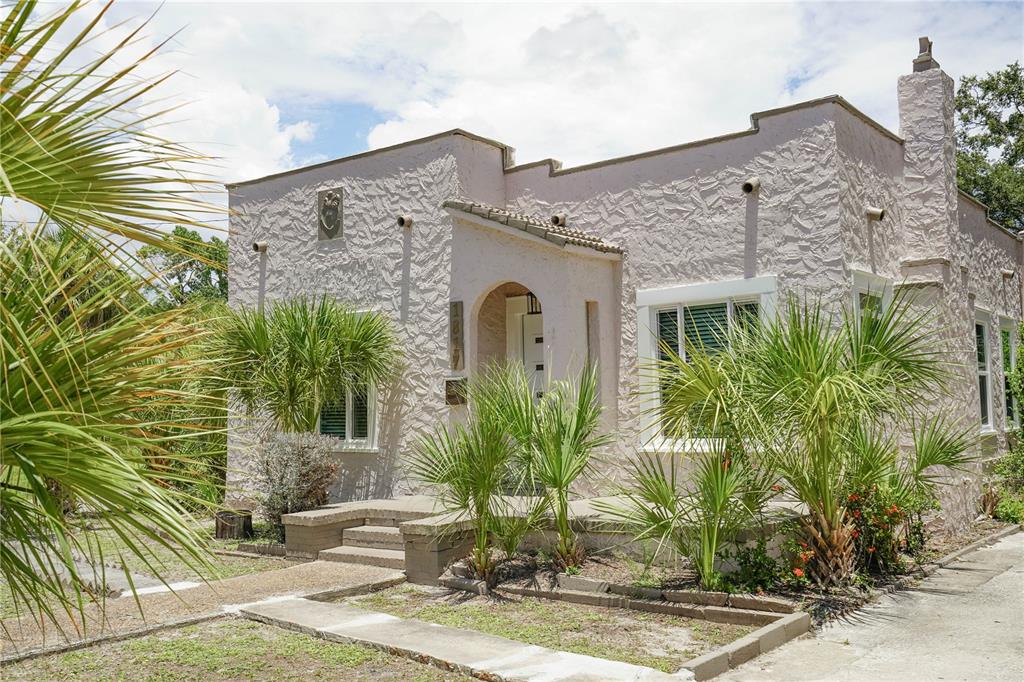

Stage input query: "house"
[{"left": 226, "top": 39, "right": 1022, "bottom": 528}]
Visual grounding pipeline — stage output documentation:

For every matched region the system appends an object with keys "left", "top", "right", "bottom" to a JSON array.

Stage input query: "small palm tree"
[
  {"left": 529, "top": 365, "right": 611, "bottom": 569},
  {"left": 408, "top": 402, "right": 518, "bottom": 584},
  {"left": 210, "top": 296, "right": 399, "bottom": 433},
  {"left": 656, "top": 293, "right": 972, "bottom": 588}
]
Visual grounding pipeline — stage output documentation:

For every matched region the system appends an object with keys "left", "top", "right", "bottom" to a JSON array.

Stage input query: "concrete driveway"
[{"left": 721, "top": 530, "right": 1024, "bottom": 682}]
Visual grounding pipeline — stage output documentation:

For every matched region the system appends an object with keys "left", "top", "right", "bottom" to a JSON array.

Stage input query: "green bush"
[
  {"left": 995, "top": 492, "right": 1024, "bottom": 524},
  {"left": 725, "top": 538, "right": 781, "bottom": 592},
  {"left": 994, "top": 442, "right": 1024, "bottom": 492}
]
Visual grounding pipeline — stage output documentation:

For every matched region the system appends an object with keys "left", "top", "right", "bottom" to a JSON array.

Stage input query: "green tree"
[
  {"left": 139, "top": 226, "right": 228, "bottom": 310},
  {"left": 955, "top": 62, "right": 1024, "bottom": 232},
  {"left": 649, "top": 295, "right": 973, "bottom": 588},
  {"left": 1, "top": 0, "right": 223, "bottom": 625}
]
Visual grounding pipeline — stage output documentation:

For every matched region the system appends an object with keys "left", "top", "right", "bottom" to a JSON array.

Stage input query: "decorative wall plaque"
[
  {"left": 317, "top": 187, "right": 344, "bottom": 240},
  {"left": 449, "top": 301, "right": 465, "bottom": 371}
]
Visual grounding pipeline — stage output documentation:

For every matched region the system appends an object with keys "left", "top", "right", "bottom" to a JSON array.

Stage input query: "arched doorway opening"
[{"left": 476, "top": 282, "right": 545, "bottom": 396}]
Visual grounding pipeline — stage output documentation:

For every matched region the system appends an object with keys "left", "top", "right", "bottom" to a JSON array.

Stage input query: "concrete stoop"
[
  {"left": 318, "top": 545, "right": 405, "bottom": 570},
  {"left": 343, "top": 525, "right": 404, "bottom": 551},
  {"left": 241, "top": 597, "right": 687, "bottom": 681}
]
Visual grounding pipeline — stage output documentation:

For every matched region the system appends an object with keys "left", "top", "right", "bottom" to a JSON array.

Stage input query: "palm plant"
[
  {"left": 529, "top": 365, "right": 611, "bottom": 569},
  {"left": 656, "top": 293, "right": 972, "bottom": 587},
  {"left": 209, "top": 296, "right": 399, "bottom": 433},
  {"left": 2, "top": 229, "right": 220, "bottom": 626},
  {"left": 599, "top": 446, "right": 749, "bottom": 590},
  {"left": 408, "top": 409, "right": 517, "bottom": 584},
  {"left": 1, "top": 0, "right": 226, "bottom": 624}
]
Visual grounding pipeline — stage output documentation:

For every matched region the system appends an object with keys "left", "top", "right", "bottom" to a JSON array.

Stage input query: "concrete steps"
[
  {"left": 343, "top": 525, "right": 404, "bottom": 551},
  {"left": 319, "top": 545, "right": 405, "bottom": 570}
]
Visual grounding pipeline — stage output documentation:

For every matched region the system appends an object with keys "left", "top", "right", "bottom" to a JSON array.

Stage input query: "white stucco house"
[{"left": 227, "top": 40, "right": 1022, "bottom": 527}]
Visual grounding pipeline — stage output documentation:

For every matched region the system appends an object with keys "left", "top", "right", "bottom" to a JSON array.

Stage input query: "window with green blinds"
[
  {"left": 683, "top": 303, "right": 729, "bottom": 354},
  {"left": 319, "top": 386, "right": 373, "bottom": 444},
  {"left": 319, "top": 401, "right": 346, "bottom": 438},
  {"left": 657, "top": 308, "right": 679, "bottom": 361}
]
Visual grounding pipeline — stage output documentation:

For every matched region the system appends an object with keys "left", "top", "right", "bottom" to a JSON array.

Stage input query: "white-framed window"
[
  {"left": 319, "top": 385, "right": 376, "bottom": 448},
  {"left": 852, "top": 270, "right": 892, "bottom": 320},
  {"left": 654, "top": 298, "right": 760, "bottom": 362},
  {"left": 1001, "top": 319, "right": 1018, "bottom": 428},
  {"left": 636, "top": 276, "right": 777, "bottom": 447},
  {"left": 976, "top": 317, "right": 992, "bottom": 430}
]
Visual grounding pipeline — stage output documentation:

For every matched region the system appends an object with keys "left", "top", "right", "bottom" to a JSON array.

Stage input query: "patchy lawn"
[
  {"left": 347, "top": 583, "right": 753, "bottom": 673},
  {"left": 3, "top": 617, "right": 466, "bottom": 681},
  {"left": 0, "top": 528, "right": 295, "bottom": 621}
]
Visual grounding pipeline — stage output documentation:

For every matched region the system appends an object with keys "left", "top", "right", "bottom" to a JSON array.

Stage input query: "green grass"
[
  {"left": 3, "top": 619, "right": 465, "bottom": 681},
  {"left": 350, "top": 584, "right": 753, "bottom": 673}
]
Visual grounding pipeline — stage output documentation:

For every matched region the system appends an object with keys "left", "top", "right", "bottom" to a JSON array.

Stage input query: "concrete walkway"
[
  {"left": 242, "top": 597, "right": 687, "bottom": 681},
  {"left": 721, "top": 530, "right": 1024, "bottom": 682}
]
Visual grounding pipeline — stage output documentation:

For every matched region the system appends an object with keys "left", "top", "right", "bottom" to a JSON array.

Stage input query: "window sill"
[
  {"left": 641, "top": 437, "right": 723, "bottom": 454},
  {"left": 979, "top": 427, "right": 999, "bottom": 438},
  {"left": 326, "top": 445, "right": 379, "bottom": 455}
]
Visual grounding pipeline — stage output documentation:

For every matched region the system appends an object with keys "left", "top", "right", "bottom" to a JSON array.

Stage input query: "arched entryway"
[{"left": 475, "top": 281, "right": 546, "bottom": 396}]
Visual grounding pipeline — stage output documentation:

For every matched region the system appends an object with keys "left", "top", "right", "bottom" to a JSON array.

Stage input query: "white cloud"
[{"left": 74, "top": 1, "right": 1024, "bottom": 198}]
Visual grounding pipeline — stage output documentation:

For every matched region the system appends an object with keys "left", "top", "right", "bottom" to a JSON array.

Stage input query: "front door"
[{"left": 521, "top": 312, "right": 545, "bottom": 398}]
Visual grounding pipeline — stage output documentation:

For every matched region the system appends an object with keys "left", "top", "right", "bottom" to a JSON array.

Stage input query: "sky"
[{"left": 23, "top": 1, "right": 1024, "bottom": 213}]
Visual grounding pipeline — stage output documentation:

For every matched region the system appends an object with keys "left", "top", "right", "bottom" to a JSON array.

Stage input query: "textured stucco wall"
[
  {"left": 504, "top": 105, "right": 846, "bottom": 484},
  {"left": 226, "top": 134, "right": 506, "bottom": 503}
]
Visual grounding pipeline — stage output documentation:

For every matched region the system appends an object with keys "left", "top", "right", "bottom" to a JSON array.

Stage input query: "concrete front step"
[
  {"left": 343, "top": 525, "right": 404, "bottom": 551},
  {"left": 241, "top": 597, "right": 681, "bottom": 681},
  {"left": 319, "top": 545, "right": 405, "bottom": 570}
]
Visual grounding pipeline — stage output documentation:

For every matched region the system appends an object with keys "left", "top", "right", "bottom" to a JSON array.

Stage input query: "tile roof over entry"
[{"left": 443, "top": 200, "right": 622, "bottom": 255}]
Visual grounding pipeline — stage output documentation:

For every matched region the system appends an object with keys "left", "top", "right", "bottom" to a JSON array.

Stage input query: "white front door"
[
  {"left": 521, "top": 312, "right": 545, "bottom": 398},
  {"left": 506, "top": 295, "right": 546, "bottom": 398}
]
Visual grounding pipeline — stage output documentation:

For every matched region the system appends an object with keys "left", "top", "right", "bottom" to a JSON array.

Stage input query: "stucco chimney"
[{"left": 898, "top": 36, "right": 957, "bottom": 264}]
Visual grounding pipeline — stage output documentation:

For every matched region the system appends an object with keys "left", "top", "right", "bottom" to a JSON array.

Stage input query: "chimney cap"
[{"left": 913, "top": 36, "right": 940, "bottom": 72}]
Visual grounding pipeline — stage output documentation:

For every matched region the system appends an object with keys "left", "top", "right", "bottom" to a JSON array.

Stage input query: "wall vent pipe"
[
  {"left": 397, "top": 215, "right": 413, "bottom": 228},
  {"left": 252, "top": 241, "right": 268, "bottom": 253},
  {"left": 551, "top": 213, "right": 567, "bottom": 227},
  {"left": 865, "top": 206, "right": 886, "bottom": 221},
  {"left": 741, "top": 177, "right": 761, "bottom": 194}
]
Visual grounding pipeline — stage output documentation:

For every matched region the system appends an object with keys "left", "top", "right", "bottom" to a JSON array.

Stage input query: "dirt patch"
[
  {"left": 2, "top": 617, "right": 467, "bottom": 681},
  {"left": 345, "top": 583, "right": 754, "bottom": 673}
]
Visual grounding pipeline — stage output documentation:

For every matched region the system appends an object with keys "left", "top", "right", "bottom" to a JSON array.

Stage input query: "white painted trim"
[
  {"left": 636, "top": 275, "right": 777, "bottom": 309},
  {"left": 316, "top": 384, "right": 378, "bottom": 450}
]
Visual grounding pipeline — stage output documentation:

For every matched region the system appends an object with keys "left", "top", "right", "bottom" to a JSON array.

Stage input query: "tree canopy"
[
  {"left": 955, "top": 62, "right": 1024, "bottom": 232},
  {"left": 139, "top": 226, "right": 228, "bottom": 310}
]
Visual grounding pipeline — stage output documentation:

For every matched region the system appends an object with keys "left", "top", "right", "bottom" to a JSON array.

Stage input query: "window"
[
  {"left": 319, "top": 385, "right": 374, "bottom": 446},
  {"left": 655, "top": 299, "right": 759, "bottom": 361},
  {"left": 977, "top": 322, "right": 991, "bottom": 429},
  {"left": 852, "top": 271, "right": 891, "bottom": 322},
  {"left": 1002, "top": 324, "right": 1018, "bottom": 427},
  {"left": 857, "top": 292, "right": 883, "bottom": 320}
]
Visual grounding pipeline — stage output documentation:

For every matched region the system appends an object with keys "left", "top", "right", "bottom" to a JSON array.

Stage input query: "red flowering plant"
[{"left": 844, "top": 484, "right": 934, "bottom": 575}]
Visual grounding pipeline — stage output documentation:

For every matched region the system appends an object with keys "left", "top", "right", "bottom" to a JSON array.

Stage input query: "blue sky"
[{"left": 100, "top": 1, "right": 1021, "bottom": 190}]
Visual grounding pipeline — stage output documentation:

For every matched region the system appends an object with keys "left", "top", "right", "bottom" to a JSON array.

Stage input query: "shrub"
[
  {"left": 995, "top": 492, "right": 1024, "bottom": 524},
  {"left": 994, "top": 442, "right": 1024, "bottom": 492},
  {"left": 726, "top": 538, "right": 782, "bottom": 593},
  {"left": 254, "top": 433, "right": 338, "bottom": 540}
]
